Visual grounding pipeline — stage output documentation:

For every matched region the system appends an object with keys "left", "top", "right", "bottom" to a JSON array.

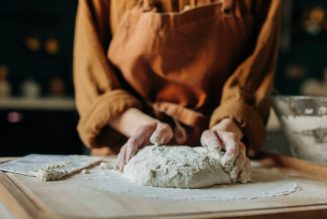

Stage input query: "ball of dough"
[{"left": 123, "top": 145, "right": 232, "bottom": 188}]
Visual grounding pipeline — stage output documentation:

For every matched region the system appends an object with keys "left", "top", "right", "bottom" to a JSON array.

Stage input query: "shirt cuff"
[
  {"left": 77, "top": 89, "right": 141, "bottom": 148},
  {"left": 209, "top": 100, "right": 266, "bottom": 157}
]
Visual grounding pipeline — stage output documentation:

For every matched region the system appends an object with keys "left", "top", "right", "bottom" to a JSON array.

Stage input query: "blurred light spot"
[
  {"left": 45, "top": 38, "right": 60, "bottom": 55},
  {"left": 25, "top": 37, "right": 41, "bottom": 52},
  {"left": 285, "top": 65, "right": 305, "bottom": 79},
  {"left": 7, "top": 112, "right": 23, "bottom": 123},
  {"left": 309, "top": 7, "right": 325, "bottom": 23}
]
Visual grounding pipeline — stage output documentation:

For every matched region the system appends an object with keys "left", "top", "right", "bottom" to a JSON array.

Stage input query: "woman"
[{"left": 74, "top": 0, "right": 280, "bottom": 182}]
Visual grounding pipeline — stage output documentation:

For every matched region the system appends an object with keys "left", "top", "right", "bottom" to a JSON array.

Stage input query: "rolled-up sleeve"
[
  {"left": 74, "top": 0, "right": 141, "bottom": 148},
  {"left": 210, "top": 0, "right": 280, "bottom": 156}
]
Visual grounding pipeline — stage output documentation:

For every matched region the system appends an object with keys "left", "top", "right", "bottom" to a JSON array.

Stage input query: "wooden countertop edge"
[
  {"left": 257, "top": 151, "right": 327, "bottom": 182},
  {"left": 58, "top": 204, "right": 327, "bottom": 219},
  {"left": 0, "top": 158, "right": 16, "bottom": 164},
  {"left": 102, "top": 205, "right": 327, "bottom": 219}
]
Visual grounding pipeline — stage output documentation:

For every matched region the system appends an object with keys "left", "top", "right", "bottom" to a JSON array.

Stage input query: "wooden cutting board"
[{"left": 0, "top": 153, "right": 327, "bottom": 219}]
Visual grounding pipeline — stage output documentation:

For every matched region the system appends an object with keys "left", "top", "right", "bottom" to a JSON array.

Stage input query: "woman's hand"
[
  {"left": 112, "top": 108, "right": 173, "bottom": 171},
  {"left": 200, "top": 118, "right": 251, "bottom": 183}
]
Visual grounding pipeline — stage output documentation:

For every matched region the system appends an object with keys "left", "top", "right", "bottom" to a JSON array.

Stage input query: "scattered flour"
[
  {"left": 81, "top": 169, "right": 90, "bottom": 174},
  {"left": 19, "top": 159, "right": 305, "bottom": 202},
  {"left": 86, "top": 167, "right": 301, "bottom": 201},
  {"left": 36, "top": 161, "right": 70, "bottom": 181},
  {"left": 124, "top": 146, "right": 250, "bottom": 188},
  {"left": 99, "top": 162, "right": 113, "bottom": 170}
]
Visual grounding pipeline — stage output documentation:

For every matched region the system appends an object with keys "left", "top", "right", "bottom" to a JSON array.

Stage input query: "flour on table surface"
[
  {"left": 99, "top": 161, "right": 113, "bottom": 170},
  {"left": 49, "top": 163, "right": 302, "bottom": 201},
  {"left": 96, "top": 169, "right": 300, "bottom": 201},
  {"left": 81, "top": 169, "right": 90, "bottom": 174}
]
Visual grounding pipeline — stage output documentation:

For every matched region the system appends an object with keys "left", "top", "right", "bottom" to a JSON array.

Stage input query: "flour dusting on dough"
[{"left": 123, "top": 146, "right": 250, "bottom": 188}]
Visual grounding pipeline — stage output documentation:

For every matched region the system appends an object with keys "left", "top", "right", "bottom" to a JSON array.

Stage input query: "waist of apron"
[
  {"left": 152, "top": 102, "right": 209, "bottom": 145},
  {"left": 152, "top": 102, "right": 209, "bottom": 128},
  {"left": 142, "top": 0, "right": 235, "bottom": 13}
]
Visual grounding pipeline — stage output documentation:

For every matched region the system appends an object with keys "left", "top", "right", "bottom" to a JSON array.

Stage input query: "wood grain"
[
  {"left": 0, "top": 158, "right": 15, "bottom": 164},
  {"left": 0, "top": 171, "right": 57, "bottom": 219},
  {"left": 258, "top": 152, "right": 327, "bottom": 182}
]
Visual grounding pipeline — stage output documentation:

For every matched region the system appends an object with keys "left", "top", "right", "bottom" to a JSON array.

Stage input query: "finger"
[
  {"left": 150, "top": 123, "right": 173, "bottom": 145},
  {"left": 116, "top": 124, "right": 157, "bottom": 171},
  {"left": 200, "top": 130, "right": 223, "bottom": 150},
  {"left": 125, "top": 124, "right": 157, "bottom": 162},
  {"left": 229, "top": 143, "right": 247, "bottom": 182},
  {"left": 134, "top": 123, "right": 157, "bottom": 145},
  {"left": 125, "top": 140, "right": 139, "bottom": 163},
  {"left": 219, "top": 131, "right": 240, "bottom": 172},
  {"left": 238, "top": 159, "right": 251, "bottom": 183},
  {"left": 125, "top": 136, "right": 144, "bottom": 163},
  {"left": 115, "top": 145, "right": 127, "bottom": 172}
]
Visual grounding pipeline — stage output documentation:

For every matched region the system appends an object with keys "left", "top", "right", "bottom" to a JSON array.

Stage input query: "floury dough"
[
  {"left": 36, "top": 162, "right": 70, "bottom": 181},
  {"left": 123, "top": 145, "right": 244, "bottom": 188}
]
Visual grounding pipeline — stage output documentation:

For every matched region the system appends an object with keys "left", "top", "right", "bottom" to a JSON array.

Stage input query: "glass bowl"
[{"left": 271, "top": 96, "right": 327, "bottom": 164}]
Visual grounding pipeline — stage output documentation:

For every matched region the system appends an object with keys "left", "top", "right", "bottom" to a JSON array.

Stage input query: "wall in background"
[
  {"left": 0, "top": 0, "right": 81, "bottom": 156},
  {"left": 276, "top": 0, "right": 327, "bottom": 95},
  {"left": 0, "top": 0, "right": 77, "bottom": 97},
  {"left": 1, "top": 0, "right": 327, "bottom": 97}
]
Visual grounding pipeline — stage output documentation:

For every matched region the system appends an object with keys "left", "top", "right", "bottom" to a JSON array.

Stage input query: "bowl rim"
[
  {"left": 271, "top": 94, "right": 327, "bottom": 99},
  {"left": 271, "top": 95, "right": 327, "bottom": 100},
  {"left": 270, "top": 95, "right": 327, "bottom": 117}
]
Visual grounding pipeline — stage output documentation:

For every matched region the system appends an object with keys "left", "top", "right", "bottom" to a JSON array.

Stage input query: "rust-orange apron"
[{"left": 108, "top": 0, "right": 254, "bottom": 147}]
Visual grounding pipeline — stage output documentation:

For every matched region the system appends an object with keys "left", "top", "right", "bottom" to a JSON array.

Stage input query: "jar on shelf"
[
  {"left": 21, "top": 77, "right": 41, "bottom": 99},
  {"left": 0, "top": 65, "right": 12, "bottom": 98},
  {"left": 48, "top": 77, "right": 65, "bottom": 97},
  {"left": 302, "top": 6, "right": 327, "bottom": 35}
]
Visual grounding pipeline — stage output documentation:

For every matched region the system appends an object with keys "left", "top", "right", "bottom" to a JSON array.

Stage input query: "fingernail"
[
  {"left": 150, "top": 135, "right": 158, "bottom": 144},
  {"left": 151, "top": 135, "right": 163, "bottom": 145},
  {"left": 222, "top": 155, "right": 236, "bottom": 172}
]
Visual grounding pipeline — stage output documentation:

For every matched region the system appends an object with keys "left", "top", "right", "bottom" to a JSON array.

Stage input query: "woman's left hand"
[{"left": 200, "top": 118, "right": 251, "bottom": 183}]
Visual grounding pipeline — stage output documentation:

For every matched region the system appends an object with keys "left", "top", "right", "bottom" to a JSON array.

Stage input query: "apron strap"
[{"left": 189, "top": 0, "right": 197, "bottom": 7}]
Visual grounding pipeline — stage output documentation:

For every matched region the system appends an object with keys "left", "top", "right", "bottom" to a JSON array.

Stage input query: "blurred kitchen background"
[{"left": 0, "top": 0, "right": 326, "bottom": 156}]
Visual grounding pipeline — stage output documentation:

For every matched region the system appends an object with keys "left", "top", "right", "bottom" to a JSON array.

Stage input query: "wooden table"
[{"left": 1, "top": 154, "right": 327, "bottom": 219}]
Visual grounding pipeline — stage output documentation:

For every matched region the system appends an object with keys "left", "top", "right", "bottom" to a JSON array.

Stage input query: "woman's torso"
[{"left": 107, "top": 0, "right": 257, "bottom": 144}]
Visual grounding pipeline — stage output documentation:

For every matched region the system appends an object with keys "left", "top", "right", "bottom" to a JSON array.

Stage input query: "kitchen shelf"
[{"left": 0, "top": 97, "right": 75, "bottom": 111}]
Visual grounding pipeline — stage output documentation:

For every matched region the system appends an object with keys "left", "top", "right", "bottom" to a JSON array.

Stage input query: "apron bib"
[{"left": 108, "top": 0, "right": 254, "bottom": 145}]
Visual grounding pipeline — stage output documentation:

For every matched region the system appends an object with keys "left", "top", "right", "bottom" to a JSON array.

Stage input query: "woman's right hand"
[{"left": 112, "top": 110, "right": 173, "bottom": 171}]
